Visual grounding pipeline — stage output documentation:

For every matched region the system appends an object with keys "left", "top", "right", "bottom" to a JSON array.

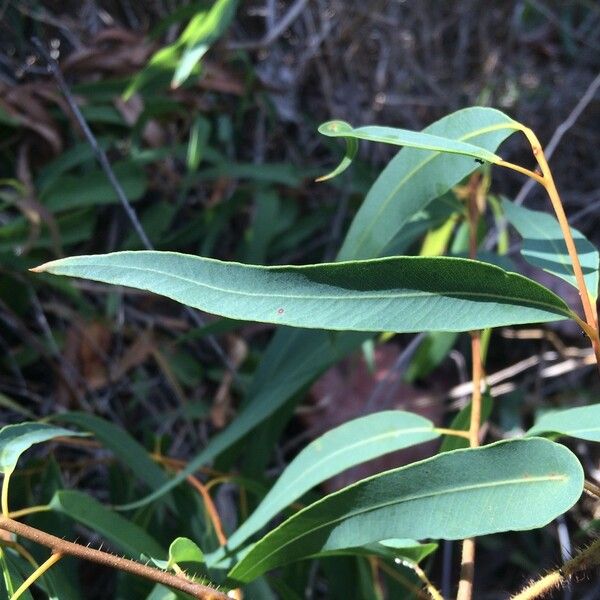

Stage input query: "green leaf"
[
  {"left": 54, "top": 412, "right": 168, "bottom": 490},
  {"left": 40, "top": 162, "right": 146, "bottom": 212},
  {"left": 527, "top": 404, "right": 600, "bottom": 441},
  {"left": 338, "top": 107, "right": 519, "bottom": 260},
  {"left": 172, "top": 0, "right": 238, "bottom": 87},
  {"left": 50, "top": 490, "right": 164, "bottom": 558},
  {"left": 439, "top": 393, "right": 494, "bottom": 453},
  {"left": 167, "top": 537, "right": 204, "bottom": 568},
  {"left": 318, "top": 120, "right": 504, "bottom": 181},
  {"left": 228, "top": 438, "right": 583, "bottom": 582},
  {"left": 0, "top": 423, "right": 86, "bottom": 474},
  {"left": 503, "top": 198, "right": 599, "bottom": 298},
  {"left": 213, "top": 411, "right": 439, "bottom": 558},
  {"left": 34, "top": 252, "right": 571, "bottom": 333}
]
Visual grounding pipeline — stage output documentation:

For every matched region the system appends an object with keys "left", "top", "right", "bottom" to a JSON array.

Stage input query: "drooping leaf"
[
  {"left": 503, "top": 198, "right": 599, "bottom": 298},
  {"left": 0, "top": 423, "right": 86, "bottom": 474},
  {"left": 527, "top": 404, "right": 600, "bottom": 442},
  {"left": 50, "top": 490, "right": 164, "bottom": 559},
  {"left": 212, "top": 411, "right": 439, "bottom": 560},
  {"left": 317, "top": 120, "right": 505, "bottom": 181},
  {"left": 337, "top": 108, "right": 519, "bottom": 261},
  {"left": 228, "top": 438, "right": 583, "bottom": 582},
  {"left": 33, "top": 252, "right": 571, "bottom": 333}
]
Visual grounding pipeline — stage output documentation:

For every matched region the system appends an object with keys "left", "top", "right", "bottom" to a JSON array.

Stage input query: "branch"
[{"left": 0, "top": 516, "right": 228, "bottom": 600}]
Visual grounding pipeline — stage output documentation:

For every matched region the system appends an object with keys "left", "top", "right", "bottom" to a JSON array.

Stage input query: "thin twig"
[
  {"left": 515, "top": 71, "right": 600, "bottom": 205},
  {"left": 30, "top": 37, "right": 237, "bottom": 375},
  {"left": 0, "top": 516, "right": 228, "bottom": 600},
  {"left": 229, "top": 0, "right": 310, "bottom": 50}
]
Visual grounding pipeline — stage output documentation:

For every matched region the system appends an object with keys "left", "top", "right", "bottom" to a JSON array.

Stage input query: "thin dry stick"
[
  {"left": 30, "top": 37, "right": 237, "bottom": 376},
  {"left": 0, "top": 516, "right": 228, "bottom": 600},
  {"left": 515, "top": 71, "right": 600, "bottom": 206},
  {"left": 457, "top": 175, "right": 484, "bottom": 600}
]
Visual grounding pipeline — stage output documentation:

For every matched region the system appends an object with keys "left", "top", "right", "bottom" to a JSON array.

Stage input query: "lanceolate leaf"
[
  {"left": 50, "top": 490, "right": 164, "bottom": 559},
  {"left": 228, "top": 438, "right": 583, "bottom": 583},
  {"left": 527, "top": 404, "right": 600, "bottom": 442},
  {"left": 318, "top": 120, "right": 504, "bottom": 181},
  {"left": 503, "top": 198, "right": 599, "bottom": 298},
  {"left": 0, "top": 423, "right": 86, "bottom": 474},
  {"left": 34, "top": 252, "right": 570, "bottom": 333},
  {"left": 338, "top": 107, "right": 520, "bottom": 260},
  {"left": 213, "top": 411, "right": 439, "bottom": 560}
]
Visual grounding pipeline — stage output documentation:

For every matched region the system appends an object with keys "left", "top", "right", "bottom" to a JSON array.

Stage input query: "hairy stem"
[
  {"left": 0, "top": 516, "right": 228, "bottom": 600},
  {"left": 511, "top": 538, "right": 600, "bottom": 599}
]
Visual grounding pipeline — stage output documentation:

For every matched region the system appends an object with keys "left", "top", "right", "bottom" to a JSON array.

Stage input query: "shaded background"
[{"left": 1, "top": 1, "right": 600, "bottom": 598}]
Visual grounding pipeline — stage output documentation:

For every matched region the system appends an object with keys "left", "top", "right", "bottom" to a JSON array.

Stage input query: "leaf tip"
[{"left": 318, "top": 120, "right": 352, "bottom": 137}]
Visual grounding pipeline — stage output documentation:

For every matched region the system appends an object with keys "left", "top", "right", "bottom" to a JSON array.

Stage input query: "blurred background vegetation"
[{"left": 0, "top": 1, "right": 599, "bottom": 598}]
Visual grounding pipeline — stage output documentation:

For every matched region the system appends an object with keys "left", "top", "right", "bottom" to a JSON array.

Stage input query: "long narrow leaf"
[
  {"left": 527, "top": 404, "right": 600, "bottom": 442},
  {"left": 503, "top": 198, "right": 599, "bottom": 298},
  {"left": 228, "top": 438, "right": 583, "bottom": 582},
  {"left": 338, "top": 107, "right": 520, "bottom": 261},
  {"left": 318, "top": 120, "right": 505, "bottom": 181},
  {"left": 211, "top": 411, "right": 439, "bottom": 561},
  {"left": 33, "top": 252, "right": 571, "bottom": 333}
]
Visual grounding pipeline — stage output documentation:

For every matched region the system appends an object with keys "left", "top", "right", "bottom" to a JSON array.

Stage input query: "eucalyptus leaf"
[
  {"left": 211, "top": 411, "right": 439, "bottom": 561},
  {"left": 503, "top": 198, "right": 599, "bottom": 298},
  {"left": 50, "top": 490, "right": 164, "bottom": 559},
  {"left": 527, "top": 404, "right": 600, "bottom": 442},
  {"left": 0, "top": 423, "right": 86, "bottom": 474},
  {"left": 318, "top": 119, "right": 505, "bottom": 181},
  {"left": 338, "top": 107, "right": 520, "bottom": 260},
  {"left": 228, "top": 438, "right": 583, "bottom": 582},
  {"left": 33, "top": 252, "right": 571, "bottom": 333}
]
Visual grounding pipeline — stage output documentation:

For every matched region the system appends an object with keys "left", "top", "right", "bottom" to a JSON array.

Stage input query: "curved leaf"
[
  {"left": 50, "top": 490, "right": 164, "bottom": 559},
  {"left": 228, "top": 438, "right": 583, "bottom": 583},
  {"left": 214, "top": 411, "right": 439, "bottom": 559},
  {"left": 33, "top": 252, "right": 570, "bottom": 333},
  {"left": 0, "top": 423, "right": 86, "bottom": 474},
  {"left": 337, "top": 107, "right": 520, "bottom": 261},
  {"left": 318, "top": 120, "right": 503, "bottom": 181},
  {"left": 527, "top": 404, "right": 600, "bottom": 442},
  {"left": 503, "top": 198, "right": 599, "bottom": 298}
]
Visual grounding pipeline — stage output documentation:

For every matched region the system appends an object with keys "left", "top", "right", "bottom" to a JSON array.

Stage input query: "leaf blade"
[
  {"left": 0, "top": 423, "right": 86, "bottom": 474},
  {"left": 215, "top": 411, "right": 439, "bottom": 557},
  {"left": 34, "top": 252, "right": 571, "bottom": 333},
  {"left": 527, "top": 404, "right": 600, "bottom": 442},
  {"left": 502, "top": 198, "right": 599, "bottom": 298},
  {"left": 228, "top": 438, "right": 583, "bottom": 582}
]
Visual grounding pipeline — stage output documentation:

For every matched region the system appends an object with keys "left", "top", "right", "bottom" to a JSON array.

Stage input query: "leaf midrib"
[{"left": 55, "top": 261, "right": 569, "bottom": 318}]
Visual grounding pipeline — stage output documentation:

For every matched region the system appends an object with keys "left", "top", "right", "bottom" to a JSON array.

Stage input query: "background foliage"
[{"left": 0, "top": 1, "right": 600, "bottom": 598}]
